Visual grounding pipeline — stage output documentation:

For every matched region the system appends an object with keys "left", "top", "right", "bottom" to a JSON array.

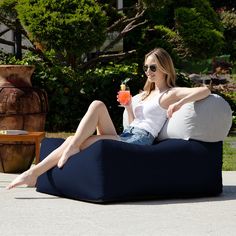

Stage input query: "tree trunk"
[{"left": 14, "top": 19, "right": 22, "bottom": 60}]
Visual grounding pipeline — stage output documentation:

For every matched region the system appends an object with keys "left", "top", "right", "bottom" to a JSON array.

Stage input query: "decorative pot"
[{"left": 0, "top": 65, "right": 48, "bottom": 173}]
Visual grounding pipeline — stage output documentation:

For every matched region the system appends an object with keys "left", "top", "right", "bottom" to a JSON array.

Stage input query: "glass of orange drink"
[{"left": 118, "top": 84, "right": 131, "bottom": 105}]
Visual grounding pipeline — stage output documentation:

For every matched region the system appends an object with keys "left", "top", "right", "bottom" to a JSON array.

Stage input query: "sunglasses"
[{"left": 143, "top": 64, "right": 157, "bottom": 72}]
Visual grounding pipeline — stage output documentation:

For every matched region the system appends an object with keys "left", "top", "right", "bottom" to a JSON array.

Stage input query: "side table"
[{"left": 0, "top": 132, "right": 45, "bottom": 164}]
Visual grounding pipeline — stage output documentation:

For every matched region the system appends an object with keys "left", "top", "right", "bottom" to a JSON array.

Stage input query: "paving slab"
[{"left": 0, "top": 171, "right": 235, "bottom": 236}]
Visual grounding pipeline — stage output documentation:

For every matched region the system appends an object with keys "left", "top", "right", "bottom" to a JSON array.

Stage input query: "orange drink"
[{"left": 118, "top": 84, "right": 131, "bottom": 105}]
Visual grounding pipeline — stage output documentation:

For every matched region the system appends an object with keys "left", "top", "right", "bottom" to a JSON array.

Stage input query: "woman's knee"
[{"left": 89, "top": 100, "right": 106, "bottom": 111}]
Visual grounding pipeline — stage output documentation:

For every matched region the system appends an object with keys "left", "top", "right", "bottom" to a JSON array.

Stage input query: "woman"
[{"left": 7, "top": 48, "right": 210, "bottom": 189}]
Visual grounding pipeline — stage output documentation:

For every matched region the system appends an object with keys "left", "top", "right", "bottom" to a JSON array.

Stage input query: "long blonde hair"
[{"left": 142, "top": 48, "right": 176, "bottom": 100}]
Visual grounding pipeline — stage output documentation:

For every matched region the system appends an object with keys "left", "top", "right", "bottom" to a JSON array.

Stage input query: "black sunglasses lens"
[
  {"left": 143, "top": 65, "right": 157, "bottom": 72},
  {"left": 150, "top": 65, "right": 156, "bottom": 72},
  {"left": 143, "top": 65, "right": 148, "bottom": 72}
]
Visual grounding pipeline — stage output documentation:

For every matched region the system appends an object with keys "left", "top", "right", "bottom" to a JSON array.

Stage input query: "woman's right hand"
[{"left": 117, "top": 93, "right": 132, "bottom": 107}]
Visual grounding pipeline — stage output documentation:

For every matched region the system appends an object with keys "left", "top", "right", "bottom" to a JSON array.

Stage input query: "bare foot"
[
  {"left": 57, "top": 144, "right": 80, "bottom": 168},
  {"left": 6, "top": 169, "right": 37, "bottom": 190}
]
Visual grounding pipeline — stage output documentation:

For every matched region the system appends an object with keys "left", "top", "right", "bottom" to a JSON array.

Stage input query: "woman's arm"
[
  {"left": 166, "top": 86, "right": 211, "bottom": 118},
  {"left": 125, "top": 103, "right": 135, "bottom": 124}
]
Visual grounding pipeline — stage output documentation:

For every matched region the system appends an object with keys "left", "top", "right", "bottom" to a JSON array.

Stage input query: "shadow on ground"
[{"left": 122, "top": 185, "right": 236, "bottom": 206}]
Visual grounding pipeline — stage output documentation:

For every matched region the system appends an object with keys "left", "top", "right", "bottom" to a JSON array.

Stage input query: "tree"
[
  {"left": 16, "top": 0, "right": 108, "bottom": 67},
  {"left": 175, "top": 7, "right": 224, "bottom": 58},
  {"left": 218, "top": 9, "right": 236, "bottom": 60},
  {"left": 142, "top": 0, "right": 224, "bottom": 59},
  {"left": 0, "top": 0, "right": 229, "bottom": 68}
]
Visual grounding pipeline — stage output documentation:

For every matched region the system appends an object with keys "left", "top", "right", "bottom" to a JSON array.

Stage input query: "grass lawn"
[
  {"left": 223, "top": 135, "right": 236, "bottom": 171},
  {"left": 46, "top": 132, "right": 236, "bottom": 170},
  {"left": 46, "top": 132, "right": 72, "bottom": 139}
]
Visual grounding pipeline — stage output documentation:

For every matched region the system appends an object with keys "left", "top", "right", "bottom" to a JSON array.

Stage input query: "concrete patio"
[{"left": 0, "top": 171, "right": 235, "bottom": 236}]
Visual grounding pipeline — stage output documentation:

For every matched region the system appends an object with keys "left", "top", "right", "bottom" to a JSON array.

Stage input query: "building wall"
[
  {"left": 0, "top": 23, "right": 33, "bottom": 54},
  {"left": 0, "top": 24, "right": 14, "bottom": 53}
]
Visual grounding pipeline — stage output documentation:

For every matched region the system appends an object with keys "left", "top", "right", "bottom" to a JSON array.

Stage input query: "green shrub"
[
  {"left": 77, "top": 63, "right": 142, "bottom": 133},
  {"left": 175, "top": 7, "right": 225, "bottom": 58},
  {"left": 0, "top": 51, "right": 142, "bottom": 132},
  {"left": 10, "top": 53, "right": 141, "bottom": 132},
  {"left": 176, "top": 72, "right": 193, "bottom": 87},
  {"left": 2, "top": 51, "right": 232, "bottom": 133},
  {"left": 16, "top": 0, "right": 107, "bottom": 65}
]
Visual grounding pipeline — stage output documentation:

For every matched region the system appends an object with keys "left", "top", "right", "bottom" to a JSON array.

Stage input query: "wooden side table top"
[
  {"left": 0, "top": 132, "right": 46, "bottom": 164},
  {"left": 0, "top": 131, "right": 45, "bottom": 141}
]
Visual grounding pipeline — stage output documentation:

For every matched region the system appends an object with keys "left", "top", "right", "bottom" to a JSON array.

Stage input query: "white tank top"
[{"left": 130, "top": 91, "right": 168, "bottom": 137}]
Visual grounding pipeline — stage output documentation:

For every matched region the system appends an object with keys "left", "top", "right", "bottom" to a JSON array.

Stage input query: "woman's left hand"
[{"left": 167, "top": 101, "right": 182, "bottom": 118}]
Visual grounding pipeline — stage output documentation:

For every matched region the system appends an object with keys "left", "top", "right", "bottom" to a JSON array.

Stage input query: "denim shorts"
[{"left": 119, "top": 126, "right": 155, "bottom": 145}]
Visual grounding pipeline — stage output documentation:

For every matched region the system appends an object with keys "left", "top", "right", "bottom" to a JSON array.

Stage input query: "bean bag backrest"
[{"left": 123, "top": 93, "right": 232, "bottom": 142}]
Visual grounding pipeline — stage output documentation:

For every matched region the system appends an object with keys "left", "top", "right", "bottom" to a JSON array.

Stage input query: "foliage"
[
  {"left": 123, "top": 0, "right": 226, "bottom": 70},
  {"left": 178, "top": 59, "right": 212, "bottom": 74},
  {"left": 124, "top": 26, "right": 182, "bottom": 71},
  {"left": 98, "top": 0, "right": 123, "bottom": 26},
  {"left": 0, "top": 51, "right": 80, "bottom": 130},
  {"left": 176, "top": 72, "right": 193, "bottom": 87},
  {"left": 0, "top": 0, "right": 231, "bottom": 68},
  {"left": 219, "top": 9, "right": 236, "bottom": 30},
  {"left": 152, "top": 25, "right": 183, "bottom": 63},
  {"left": 0, "top": 0, "right": 17, "bottom": 20},
  {"left": 219, "top": 9, "right": 236, "bottom": 60},
  {"left": 175, "top": 7, "right": 224, "bottom": 59},
  {"left": 0, "top": 51, "right": 141, "bottom": 132},
  {"left": 142, "top": 0, "right": 173, "bottom": 26},
  {"left": 143, "top": 0, "right": 173, "bottom": 6},
  {"left": 78, "top": 63, "right": 143, "bottom": 132},
  {"left": 190, "top": 0, "right": 223, "bottom": 31},
  {"left": 16, "top": 0, "right": 108, "bottom": 66},
  {"left": 0, "top": 0, "right": 235, "bottom": 132},
  {"left": 1, "top": 49, "right": 235, "bottom": 132}
]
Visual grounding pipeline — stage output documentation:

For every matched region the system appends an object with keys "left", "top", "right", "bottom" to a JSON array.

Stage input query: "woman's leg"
[
  {"left": 6, "top": 100, "right": 119, "bottom": 189},
  {"left": 57, "top": 100, "right": 119, "bottom": 167},
  {"left": 6, "top": 136, "right": 74, "bottom": 189}
]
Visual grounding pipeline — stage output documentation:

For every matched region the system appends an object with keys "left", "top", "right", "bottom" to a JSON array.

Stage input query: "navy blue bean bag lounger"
[
  {"left": 36, "top": 94, "right": 232, "bottom": 203},
  {"left": 36, "top": 138, "right": 223, "bottom": 203}
]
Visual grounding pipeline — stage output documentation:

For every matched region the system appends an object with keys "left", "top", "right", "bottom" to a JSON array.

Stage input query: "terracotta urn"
[{"left": 0, "top": 65, "right": 48, "bottom": 173}]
